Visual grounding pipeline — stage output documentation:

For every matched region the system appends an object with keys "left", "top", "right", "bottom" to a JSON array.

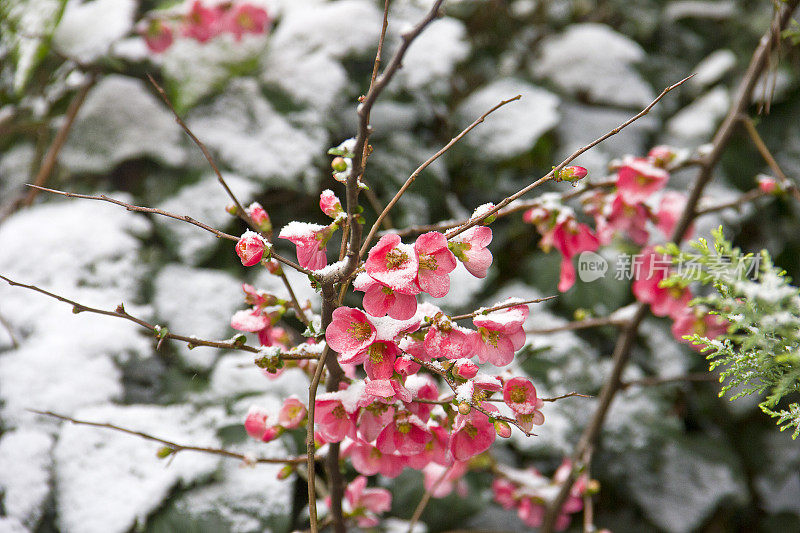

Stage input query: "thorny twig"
[{"left": 32, "top": 409, "right": 312, "bottom": 464}]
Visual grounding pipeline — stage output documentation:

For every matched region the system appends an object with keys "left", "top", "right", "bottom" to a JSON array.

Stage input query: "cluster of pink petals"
[
  {"left": 492, "top": 460, "right": 590, "bottom": 531},
  {"left": 448, "top": 226, "right": 493, "bottom": 278},
  {"left": 472, "top": 302, "right": 529, "bottom": 366},
  {"left": 671, "top": 306, "right": 729, "bottom": 351},
  {"left": 230, "top": 284, "right": 289, "bottom": 348},
  {"left": 320, "top": 189, "right": 344, "bottom": 219},
  {"left": 235, "top": 231, "right": 267, "bottom": 267},
  {"left": 550, "top": 218, "right": 600, "bottom": 292},
  {"left": 246, "top": 202, "right": 272, "bottom": 234},
  {"left": 244, "top": 397, "right": 308, "bottom": 443},
  {"left": 502, "top": 377, "right": 545, "bottom": 430},
  {"left": 278, "top": 221, "right": 335, "bottom": 271},
  {"left": 139, "top": 1, "right": 271, "bottom": 53},
  {"left": 632, "top": 248, "right": 693, "bottom": 319},
  {"left": 616, "top": 156, "right": 670, "bottom": 204},
  {"left": 342, "top": 476, "right": 392, "bottom": 528}
]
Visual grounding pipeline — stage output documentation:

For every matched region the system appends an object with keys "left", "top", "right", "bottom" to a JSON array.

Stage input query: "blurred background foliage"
[{"left": 1, "top": 0, "right": 800, "bottom": 532}]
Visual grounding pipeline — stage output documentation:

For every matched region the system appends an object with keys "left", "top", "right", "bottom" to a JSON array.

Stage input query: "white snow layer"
[
  {"left": 0, "top": 201, "right": 152, "bottom": 425},
  {"left": 154, "top": 173, "right": 257, "bottom": 265},
  {"left": 396, "top": 17, "right": 469, "bottom": 93},
  {"left": 457, "top": 78, "right": 560, "bottom": 160},
  {"left": 186, "top": 78, "right": 327, "bottom": 187},
  {"left": 53, "top": 404, "right": 223, "bottom": 533},
  {"left": 53, "top": 0, "right": 136, "bottom": 64},
  {"left": 60, "top": 75, "right": 186, "bottom": 173},
  {"left": 0, "top": 429, "right": 54, "bottom": 529},
  {"left": 533, "top": 23, "right": 654, "bottom": 108},
  {"left": 153, "top": 265, "right": 245, "bottom": 370},
  {"left": 666, "top": 86, "right": 730, "bottom": 143}
]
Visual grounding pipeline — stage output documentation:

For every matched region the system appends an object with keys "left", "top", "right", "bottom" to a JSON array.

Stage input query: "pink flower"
[
  {"left": 404, "top": 374, "right": 440, "bottom": 422},
  {"left": 353, "top": 273, "right": 417, "bottom": 320},
  {"left": 139, "top": 19, "right": 173, "bottom": 53},
  {"left": 364, "top": 378, "right": 413, "bottom": 404},
  {"left": 449, "top": 404, "right": 497, "bottom": 461},
  {"left": 344, "top": 476, "right": 392, "bottom": 528},
  {"left": 181, "top": 0, "right": 222, "bottom": 43},
  {"left": 518, "top": 497, "right": 546, "bottom": 528},
  {"left": 244, "top": 406, "right": 279, "bottom": 442},
  {"left": 492, "top": 478, "right": 517, "bottom": 510},
  {"left": 246, "top": 202, "right": 272, "bottom": 234},
  {"left": 453, "top": 358, "right": 479, "bottom": 379},
  {"left": 347, "top": 442, "right": 406, "bottom": 477},
  {"left": 424, "top": 323, "right": 476, "bottom": 361},
  {"left": 365, "top": 234, "right": 420, "bottom": 294},
  {"left": 414, "top": 232, "right": 457, "bottom": 297},
  {"left": 220, "top": 3, "right": 270, "bottom": 41},
  {"left": 325, "top": 307, "right": 376, "bottom": 363},
  {"left": 406, "top": 425, "right": 450, "bottom": 469},
  {"left": 472, "top": 302, "right": 528, "bottom": 366},
  {"left": 616, "top": 156, "right": 670, "bottom": 203},
  {"left": 502, "top": 377, "right": 541, "bottom": 415},
  {"left": 671, "top": 307, "right": 728, "bottom": 351},
  {"left": 595, "top": 193, "right": 651, "bottom": 246},
  {"left": 422, "top": 461, "right": 469, "bottom": 498},
  {"left": 632, "top": 250, "right": 692, "bottom": 318},
  {"left": 235, "top": 231, "right": 267, "bottom": 266},
  {"left": 550, "top": 218, "right": 600, "bottom": 292},
  {"left": 363, "top": 341, "right": 400, "bottom": 380},
  {"left": 514, "top": 408, "right": 545, "bottom": 432},
  {"left": 278, "top": 397, "right": 307, "bottom": 429},
  {"left": 315, "top": 396, "right": 356, "bottom": 443},
  {"left": 376, "top": 412, "right": 431, "bottom": 455},
  {"left": 448, "top": 226, "right": 493, "bottom": 278},
  {"left": 357, "top": 403, "right": 395, "bottom": 442},
  {"left": 319, "top": 189, "right": 343, "bottom": 219},
  {"left": 278, "top": 222, "right": 334, "bottom": 271},
  {"left": 655, "top": 191, "right": 690, "bottom": 239},
  {"left": 758, "top": 176, "right": 779, "bottom": 194}
]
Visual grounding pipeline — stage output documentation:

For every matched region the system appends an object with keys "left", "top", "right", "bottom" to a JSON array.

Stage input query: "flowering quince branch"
[
  {"left": 445, "top": 75, "right": 695, "bottom": 240},
  {"left": 541, "top": 3, "right": 800, "bottom": 529},
  {"left": 0, "top": 274, "right": 318, "bottom": 361},
  {"left": 30, "top": 409, "right": 310, "bottom": 465},
  {"left": 358, "top": 94, "right": 523, "bottom": 258}
]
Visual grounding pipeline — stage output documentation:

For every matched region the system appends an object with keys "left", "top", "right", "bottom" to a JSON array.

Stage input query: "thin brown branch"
[
  {"left": 542, "top": 4, "right": 799, "bottom": 530},
  {"left": 278, "top": 270, "right": 311, "bottom": 328},
  {"left": 526, "top": 315, "right": 630, "bottom": 335},
  {"left": 408, "top": 464, "right": 451, "bottom": 532},
  {"left": 331, "top": 0, "right": 445, "bottom": 285},
  {"left": 31, "top": 409, "right": 310, "bottom": 464},
  {"left": 445, "top": 75, "right": 694, "bottom": 240},
  {"left": 0, "top": 274, "right": 315, "bottom": 360},
  {"left": 620, "top": 372, "right": 717, "bottom": 390},
  {"left": 449, "top": 296, "right": 556, "bottom": 322},
  {"left": 146, "top": 74, "right": 255, "bottom": 228},
  {"left": 695, "top": 187, "right": 768, "bottom": 215},
  {"left": 306, "top": 346, "right": 328, "bottom": 532},
  {"left": 0, "top": 311, "right": 19, "bottom": 349},
  {"left": 740, "top": 115, "right": 790, "bottom": 183},
  {"left": 28, "top": 185, "right": 319, "bottom": 277},
  {"left": 359, "top": 94, "right": 522, "bottom": 257},
  {"left": 0, "top": 74, "right": 96, "bottom": 223}
]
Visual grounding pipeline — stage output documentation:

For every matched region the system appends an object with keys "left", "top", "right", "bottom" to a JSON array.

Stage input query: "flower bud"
[
  {"left": 331, "top": 156, "right": 348, "bottom": 172},
  {"left": 225, "top": 204, "right": 239, "bottom": 216},
  {"left": 236, "top": 231, "right": 267, "bottom": 267},
  {"left": 246, "top": 202, "right": 272, "bottom": 234},
  {"left": 277, "top": 464, "right": 295, "bottom": 480},
  {"left": 453, "top": 359, "right": 479, "bottom": 379},
  {"left": 494, "top": 420, "right": 512, "bottom": 438},
  {"left": 156, "top": 446, "right": 175, "bottom": 458},
  {"left": 319, "top": 189, "right": 343, "bottom": 219},
  {"left": 757, "top": 176, "right": 780, "bottom": 194},
  {"left": 458, "top": 402, "right": 472, "bottom": 415},
  {"left": 558, "top": 165, "right": 588, "bottom": 183}
]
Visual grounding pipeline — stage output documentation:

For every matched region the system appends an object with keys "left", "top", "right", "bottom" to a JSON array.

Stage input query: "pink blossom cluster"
[
  {"left": 245, "top": 396, "right": 307, "bottom": 442},
  {"left": 492, "top": 460, "right": 594, "bottom": 531},
  {"left": 314, "top": 297, "right": 540, "bottom": 478},
  {"left": 138, "top": 0, "right": 271, "bottom": 53},
  {"left": 230, "top": 284, "right": 289, "bottom": 348}
]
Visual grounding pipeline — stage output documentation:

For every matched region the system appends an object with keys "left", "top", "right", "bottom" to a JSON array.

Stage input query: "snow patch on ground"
[
  {"left": 60, "top": 75, "right": 186, "bottom": 174},
  {"left": 0, "top": 429, "right": 54, "bottom": 529},
  {"left": 533, "top": 23, "right": 654, "bottom": 108},
  {"left": 153, "top": 265, "right": 245, "bottom": 370},
  {"left": 53, "top": 404, "right": 223, "bottom": 533},
  {"left": 53, "top": 0, "right": 136, "bottom": 63},
  {"left": 396, "top": 17, "right": 469, "bottom": 93},
  {"left": 457, "top": 78, "right": 559, "bottom": 160}
]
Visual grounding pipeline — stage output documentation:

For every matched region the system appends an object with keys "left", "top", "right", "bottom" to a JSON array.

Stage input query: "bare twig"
[
  {"left": 408, "top": 464, "right": 451, "bottom": 532},
  {"left": 31, "top": 409, "right": 310, "bottom": 464},
  {"left": 412, "top": 391, "right": 590, "bottom": 406},
  {"left": 147, "top": 74, "right": 254, "bottom": 228},
  {"left": 448, "top": 296, "right": 556, "bottom": 321},
  {"left": 542, "top": 4, "right": 799, "bottom": 530},
  {"left": 695, "top": 187, "right": 768, "bottom": 215},
  {"left": 739, "top": 115, "right": 800, "bottom": 202},
  {"left": 445, "top": 75, "right": 694, "bottom": 240},
  {"left": 0, "top": 311, "right": 19, "bottom": 349},
  {"left": 359, "top": 94, "right": 522, "bottom": 257},
  {"left": 620, "top": 372, "right": 717, "bottom": 390},
  {"left": 305, "top": 346, "right": 329, "bottom": 532},
  {"left": 0, "top": 275, "right": 316, "bottom": 360},
  {"left": 526, "top": 315, "right": 630, "bottom": 335},
  {"left": 0, "top": 74, "right": 96, "bottom": 223},
  {"left": 27, "top": 185, "right": 318, "bottom": 277}
]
